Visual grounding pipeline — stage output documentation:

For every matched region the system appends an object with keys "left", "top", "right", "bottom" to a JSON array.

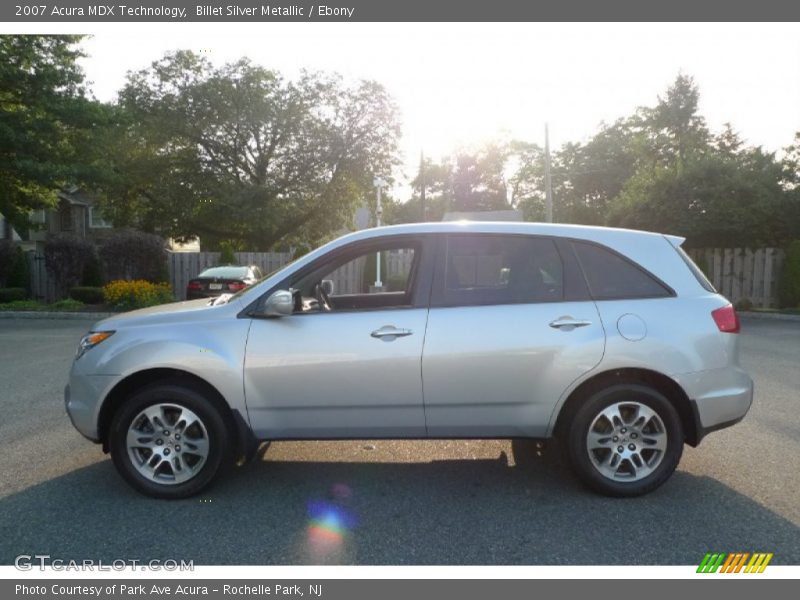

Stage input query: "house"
[
  {"left": 26, "top": 188, "right": 115, "bottom": 251},
  {"left": 0, "top": 213, "right": 22, "bottom": 243}
]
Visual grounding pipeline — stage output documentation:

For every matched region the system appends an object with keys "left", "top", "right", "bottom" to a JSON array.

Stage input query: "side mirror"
[
  {"left": 262, "top": 289, "right": 294, "bottom": 317},
  {"left": 321, "top": 279, "right": 334, "bottom": 296}
]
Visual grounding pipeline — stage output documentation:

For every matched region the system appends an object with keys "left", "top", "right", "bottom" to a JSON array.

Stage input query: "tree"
[
  {"left": 451, "top": 144, "right": 510, "bottom": 212},
  {"left": 103, "top": 51, "right": 401, "bottom": 250},
  {"left": 0, "top": 35, "right": 108, "bottom": 232},
  {"left": 607, "top": 148, "right": 791, "bottom": 247}
]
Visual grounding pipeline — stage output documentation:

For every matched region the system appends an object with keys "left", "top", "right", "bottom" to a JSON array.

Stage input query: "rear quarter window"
[{"left": 572, "top": 241, "right": 672, "bottom": 300}]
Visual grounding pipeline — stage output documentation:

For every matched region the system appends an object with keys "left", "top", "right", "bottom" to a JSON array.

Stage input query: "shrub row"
[
  {"left": 43, "top": 230, "right": 168, "bottom": 292},
  {"left": 102, "top": 280, "right": 174, "bottom": 311},
  {"left": 0, "top": 288, "right": 27, "bottom": 303}
]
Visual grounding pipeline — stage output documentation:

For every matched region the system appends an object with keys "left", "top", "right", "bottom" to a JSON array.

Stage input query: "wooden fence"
[
  {"left": 27, "top": 250, "right": 58, "bottom": 303},
  {"left": 21, "top": 246, "right": 785, "bottom": 308},
  {"left": 168, "top": 249, "right": 416, "bottom": 299},
  {"left": 687, "top": 247, "right": 785, "bottom": 308}
]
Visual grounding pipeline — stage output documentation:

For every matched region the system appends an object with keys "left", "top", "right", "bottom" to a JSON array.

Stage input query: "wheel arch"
[
  {"left": 551, "top": 367, "right": 700, "bottom": 446},
  {"left": 97, "top": 368, "right": 255, "bottom": 460}
]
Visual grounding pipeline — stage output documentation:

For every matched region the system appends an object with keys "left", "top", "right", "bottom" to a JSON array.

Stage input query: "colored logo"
[{"left": 697, "top": 552, "right": 773, "bottom": 573}]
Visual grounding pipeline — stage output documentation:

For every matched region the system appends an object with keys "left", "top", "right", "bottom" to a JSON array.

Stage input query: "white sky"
[{"left": 8, "top": 22, "right": 800, "bottom": 192}]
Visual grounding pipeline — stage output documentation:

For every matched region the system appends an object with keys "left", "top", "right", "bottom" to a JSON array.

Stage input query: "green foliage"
[
  {"left": 778, "top": 240, "right": 800, "bottom": 309},
  {"left": 81, "top": 254, "right": 105, "bottom": 286},
  {"left": 50, "top": 298, "right": 85, "bottom": 311},
  {"left": 0, "top": 240, "right": 15, "bottom": 287},
  {"left": 44, "top": 235, "right": 95, "bottom": 292},
  {"left": 69, "top": 286, "right": 104, "bottom": 304},
  {"left": 608, "top": 151, "right": 790, "bottom": 247},
  {"left": 102, "top": 51, "right": 401, "bottom": 250},
  {"left": 99, "top": 230, "right": 166, "bottom": 282},
  {"left": 0, "top": 299, "right": 41, "bottom": 311},
  {"left": 0, "top": 35, "right": 111, "bottom": 232},
  {"left": 7, "top": 246, "right": 31, "bottom": 291},
  {"left": 218, "top": 242, "right": 237, "bottom": 266},
  {"left": 0, "top": 287, "right": 27, "bottom": 303}
]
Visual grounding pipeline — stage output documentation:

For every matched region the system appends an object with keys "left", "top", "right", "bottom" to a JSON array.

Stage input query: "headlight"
[{"left": 76, "top": 331, "right": 115, "bottom": 360}]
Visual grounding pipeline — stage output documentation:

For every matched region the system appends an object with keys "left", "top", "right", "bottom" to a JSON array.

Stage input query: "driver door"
[{"left": 243, "top": 236, "right": 434, "bottom": 439}]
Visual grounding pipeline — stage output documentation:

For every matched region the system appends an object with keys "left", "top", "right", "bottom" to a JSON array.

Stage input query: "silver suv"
[{"left": 65, "top": 223, "right": 753, "bottom": 498}]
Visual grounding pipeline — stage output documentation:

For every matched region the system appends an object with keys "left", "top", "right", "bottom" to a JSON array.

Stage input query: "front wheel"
[
  {"left": 565, "top": 384, "right": 683, "bottom": 497},
  {"left": 109, "top": 382, "right": 232, "bottom": 499}
]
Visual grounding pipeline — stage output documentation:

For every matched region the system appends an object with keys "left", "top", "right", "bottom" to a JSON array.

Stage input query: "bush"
[
  {"left": 100, "top": 231, "right": 167, "bottom": 283},
  {"left": 0, "top": 240, "right": 15, "bottom": 287},
  {"left": 779, "top": 240, "right": 800, "bottom": 309},
  {"left": 0, "top": 287, "right": 27, "bottom": 303},
  {"left": 44, "top": 235, "right": 95, "bottom": 292},
  {"left": 50, "top": 298, "right": 85, "bottom": 311},
  {"left": 69, "top": 286, "right": 104, "bottom": 304},
  {"left": 7, "top": 246, "right": 31, "bottom": 292},
  {"left": 81, "top": 254, "right": 104, "bottom": 287},
  {"left": 103, "top": 280, "right": 174, "bottom": 311},
  {"left": 0, "top": 299, "right": 42, "bottom": 311}
]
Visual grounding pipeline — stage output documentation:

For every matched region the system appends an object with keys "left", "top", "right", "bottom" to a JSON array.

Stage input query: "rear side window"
[
  {"left": 573, "top": 241, "right": 671, "bottom": 300},
  {"left": 439, "top": 235, "right": 563, "bottom": 305},
  {"left": 676, "top": 246, "right": 716, "bottom": 293}
]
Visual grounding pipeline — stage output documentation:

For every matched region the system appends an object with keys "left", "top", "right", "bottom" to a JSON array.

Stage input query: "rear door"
[{"left": 421, "top": 234, "right": 605, "bottom": 437}]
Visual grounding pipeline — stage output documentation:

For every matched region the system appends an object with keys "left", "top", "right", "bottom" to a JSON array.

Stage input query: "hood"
[{"left": 92, "top": 296, "right": 242, "bottom": 330}]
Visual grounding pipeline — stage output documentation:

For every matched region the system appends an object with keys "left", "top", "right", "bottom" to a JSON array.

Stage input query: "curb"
[
  {"left": 738, "top": 311, "right": 800, "bottom": 323},
  {"left": 0, "top": 311, "right": 115, "bottom": 320}
]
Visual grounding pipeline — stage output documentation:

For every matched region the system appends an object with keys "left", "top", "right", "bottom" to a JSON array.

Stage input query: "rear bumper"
[{"left": 673, "top": 366, "right": 754, "bottom": 444}]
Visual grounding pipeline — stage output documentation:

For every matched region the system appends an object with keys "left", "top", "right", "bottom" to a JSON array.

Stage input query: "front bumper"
[
  {"left": 65, "top": 373, "right": 120, "bottom": 442},
  {"left": 673, "top": 366, "right": 754, "bottom": 444}
]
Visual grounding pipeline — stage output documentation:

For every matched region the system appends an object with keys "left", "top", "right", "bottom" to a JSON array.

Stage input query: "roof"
[{"left": 339, "top": 221, "right": 682, "bottom": 245}]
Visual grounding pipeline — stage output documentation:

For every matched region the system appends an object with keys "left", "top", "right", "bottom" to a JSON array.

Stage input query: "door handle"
[
  {"left": 370, "top": 326, "right": 413, "bottom": 340},
  {"left": 549, "top": 316, "right": 592, "bottom": 330}
]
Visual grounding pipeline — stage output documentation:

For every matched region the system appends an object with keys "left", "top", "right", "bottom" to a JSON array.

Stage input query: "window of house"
[
  {"left": 88, "top": 206, "right": 112, "bottom": 229},
  {"left": 60, "top": 205, "right": 73, "bottom": 231}
]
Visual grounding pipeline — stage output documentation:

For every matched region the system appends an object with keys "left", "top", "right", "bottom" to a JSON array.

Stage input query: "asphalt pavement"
[{"left": 0, "top": 317, "right": 797, "bottom": 565}]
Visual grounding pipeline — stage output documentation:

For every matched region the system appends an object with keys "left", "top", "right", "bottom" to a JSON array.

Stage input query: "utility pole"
[
  {"left": 545, "top": 123, "right": 553, "bottom": 223},
  {"left": 420, "top": 150, "right": 426, "bottom": 222},
  {"left": 372, "top": 177, "right": 386, "bottom": 289}
]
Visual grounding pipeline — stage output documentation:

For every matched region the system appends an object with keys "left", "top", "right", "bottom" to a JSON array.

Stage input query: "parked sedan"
[
  {"left": 65, "top": 222, "right": 753, "bottom": 499},
  {"left": 185, "top": 265, "right": 263, "bottom": 299}
]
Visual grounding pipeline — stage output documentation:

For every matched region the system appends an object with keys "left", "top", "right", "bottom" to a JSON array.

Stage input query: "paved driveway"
[{"left": 0, "top": 317, "right": 797, "bottom": 565}]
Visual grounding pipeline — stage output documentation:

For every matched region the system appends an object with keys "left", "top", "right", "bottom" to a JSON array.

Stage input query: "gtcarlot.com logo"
[
  {"left": 14, "top": 554, "right": 194, "bottom": 571},
  {"left": 697, "top": 552, "right": 773, "bottom": 573}
]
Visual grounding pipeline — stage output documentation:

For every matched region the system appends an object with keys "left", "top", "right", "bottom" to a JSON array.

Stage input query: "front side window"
[
  {"left": 439, "top": 235, "right": 563, "bottom": 305},
  {"left": 572, "top": 241, "right": 671, "bottom": 300},
  {"left": 291, "top": 242, "right": 418, "bottom": 312}
]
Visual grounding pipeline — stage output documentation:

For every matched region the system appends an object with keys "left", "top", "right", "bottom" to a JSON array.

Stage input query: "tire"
[
  {"left": 565, "top": 384, "right": 683, "bottom": 497},
  {"left": 109, "top": 381, "right": 233, "bottom": 499}
]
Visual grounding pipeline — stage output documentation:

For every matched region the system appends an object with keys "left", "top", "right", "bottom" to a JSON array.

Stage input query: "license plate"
[{"left": 209, "top": 283, "right": 223, "bottom": 290}]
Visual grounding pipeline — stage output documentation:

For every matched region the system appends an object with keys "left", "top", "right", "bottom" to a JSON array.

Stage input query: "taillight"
[
  {"left": 187, "top": 281, "right": 203, "bottom": 291},
  {"left": 228, "top": 282, "right": 246, "bottom": 291},
  {"left": 711, "top": 304, "right": 740, "bottom": 333}
]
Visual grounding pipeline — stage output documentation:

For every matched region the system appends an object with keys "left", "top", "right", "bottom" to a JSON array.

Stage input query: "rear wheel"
[
  {"left": 109, "top": 382, "right": 232, "bottom": 499},
  {"left": 565, "top": 384, "right": 683, "bottom": 497}
]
